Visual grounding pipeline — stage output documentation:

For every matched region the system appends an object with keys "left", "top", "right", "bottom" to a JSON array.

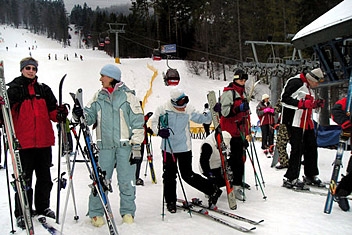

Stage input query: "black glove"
[
  {"left": 243, "top": 139, "right": 249, "bottom": 149},
  {"left": 234, "top": 100, "right": 249, "bottom": 113},
  {"left": 130, "top": 144, "right": 142, "bottom": 165},
  {"left": 146, "top": 127, "right": 154, "bottom": 135},
  {"left": 57, "top": 104, "right": 68, "bottom": 123},
  {"left": 213, "top": 103, "right": 221, "bottom": 113},
  {"left": 158, "top": 128, "right": 170, "bottom": 139},
  {"left": 72, "top": 105, "right": 83, "bottom": 120},
  {"left": 207, "top": 171, "right": 216, "bottom": 180}
]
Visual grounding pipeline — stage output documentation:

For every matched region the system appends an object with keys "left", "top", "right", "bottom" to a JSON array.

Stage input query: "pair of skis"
[
  {"left": 177, "top": 198, "right": 260, "bottom": 232},
  {"left": 145, "top": 134, "right": 157, "bottom": 184},
  {"left": 0, "top": 61, "right": 34, "bottom": 234},
  {"left": 207, "top": 91, "right": 237, "bottom": 210},
  {"left": 70, "top": 89, "right": 119, "bottom": 234}
]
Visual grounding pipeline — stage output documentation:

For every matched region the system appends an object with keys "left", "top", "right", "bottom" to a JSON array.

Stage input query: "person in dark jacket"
[
  {"left": 331, "top": 97, "right": 352, "bottom": 211},
  {"left": 219, "top": 69, "right": 251, "bottom": 201},
  {"left": 5, "top": 57, "right": 68, "bottom": 229},
  {"left": 256, "top": 94, "right": 275, "bottom": 150},
  {"left": 280, "top": 68, "right": 325, "bottom": 190}
]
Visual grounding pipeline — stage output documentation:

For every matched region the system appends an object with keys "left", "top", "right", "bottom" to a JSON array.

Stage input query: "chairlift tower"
[{"left": 107, "top": 23, "right": 126, "bottom": 64}]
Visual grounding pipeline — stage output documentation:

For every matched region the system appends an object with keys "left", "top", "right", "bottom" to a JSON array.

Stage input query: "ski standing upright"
[
  {"left": 0, "top": 61, "right": 34, "bottom": 234},
  {"left": 55, "top": 74, "right": 67, "bottom": 224},
  {"left": 207, "top": 90, "right": 237, "bottom": 210}
]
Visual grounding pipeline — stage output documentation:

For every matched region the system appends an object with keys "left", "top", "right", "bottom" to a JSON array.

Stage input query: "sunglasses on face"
[{"left": 24, "top": 66, "right": 37, "bottom": 72}]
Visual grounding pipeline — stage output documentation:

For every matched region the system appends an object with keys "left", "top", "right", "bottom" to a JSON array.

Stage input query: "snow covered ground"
[{"left": 0, "top": 25, "right": 352, "bottom": 235}]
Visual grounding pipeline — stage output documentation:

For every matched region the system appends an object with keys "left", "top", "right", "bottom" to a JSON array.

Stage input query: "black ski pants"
[
  {"left": 162, "top": 150, "right": 215, "bottom": 204},
  {"left": 284, "top": 127, "right": 319, "bottom": 181},
  {"left": 260, "top": 124, "right": 274, "bottom": 149},
  {"left": 228, "top": 137, "right": 245, "bottom": 186},
  {"left": 15, "top": 147, "right": 53, "bottom": 217}
]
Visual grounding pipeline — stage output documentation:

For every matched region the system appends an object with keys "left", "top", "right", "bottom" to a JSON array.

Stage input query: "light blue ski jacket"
[
  {"left": 151, "top": 101, "right": 212, "bottom": 153},
  {"left": 84, "top": 82, "right": 145, "bottom": 150}
]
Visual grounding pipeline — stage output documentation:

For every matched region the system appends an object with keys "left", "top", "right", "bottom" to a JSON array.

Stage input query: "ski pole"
[
  {"left": 3, "top": 126, "right": 16, "bottom": 234},
  {"left": 246, "top": 146, "right": 267, "bottom": 199}
]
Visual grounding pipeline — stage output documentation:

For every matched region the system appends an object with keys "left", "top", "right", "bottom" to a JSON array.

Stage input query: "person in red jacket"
[
  {"left": 219, "top": 69, "right": 251, "bottom": 201},
  {"left": 256, "top": 94, "right": 275, "bottom": 150},
  {"left": 4, "top": 57, "right": 68, "bottom": 229},
  {"left": 331, "top": 97, "right": 352, "bottom": 211}
]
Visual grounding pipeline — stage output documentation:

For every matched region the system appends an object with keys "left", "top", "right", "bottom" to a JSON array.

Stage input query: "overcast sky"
[{"left": 64, "top": 0, "right": 131, "bottom": 12}]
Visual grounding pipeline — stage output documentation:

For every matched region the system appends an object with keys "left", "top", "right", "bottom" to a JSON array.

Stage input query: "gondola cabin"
[
  {"left": 105, "top": 37, "right": 111, "bottom": 44},
  {"left": 152, "top": 49, "right": 161, "bottom": 61},
  {"left": 164, "top": 68, "right": 180, "bottom": 86}
]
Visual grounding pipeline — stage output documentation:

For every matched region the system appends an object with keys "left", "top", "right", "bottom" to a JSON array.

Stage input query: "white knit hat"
[
  {"left": 262, "top": 94, "right": 270, "bottom": 100},
  {"left": 306, "top": 68, "right": 324, "bottom": 82}
]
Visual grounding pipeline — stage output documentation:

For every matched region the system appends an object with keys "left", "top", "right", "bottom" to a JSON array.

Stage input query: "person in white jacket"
[{"left": 199, "top": 131, "right": 232, "bottom": 187}]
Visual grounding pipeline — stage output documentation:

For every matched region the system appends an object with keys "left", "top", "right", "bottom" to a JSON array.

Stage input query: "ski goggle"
[
  {"left": 171, "top": 95, "right": 189, "bottom": 107},
  {"left": 233, "top": 73, "right": 248, "bottom": 80}
]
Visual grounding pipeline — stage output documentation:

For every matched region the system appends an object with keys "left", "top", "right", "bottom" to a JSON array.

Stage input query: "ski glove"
[
  {"left": 234, "top": 100, "right": 250, "bottom": 113},
  {"left": 298, "top": 99, "right": 315, "bottom": 109},
  {"left": 56, "top": 104, "right": 68, "bottom": 123},
  {"left": 72, "top": 106, "right": 83, "bottom": 120},
  {"left": 213, "top": 103, "right": 221, "bottom": 113},
  {"left": 130, "top": 144, "right": 142, "bottom": 165},
  {"left": 146, "top": 127, "right": 154, "bottom": 135},
  {"left": 263, "top": 107, "right": 274, "bottom": 113},
  {"left": 158, "top": 128, "right": 170, "bottom": 139}
]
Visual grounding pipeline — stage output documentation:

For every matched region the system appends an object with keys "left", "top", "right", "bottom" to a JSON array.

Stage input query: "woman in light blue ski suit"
[{"left": 73, "top": 64, "right": 144, "bottom": 226}]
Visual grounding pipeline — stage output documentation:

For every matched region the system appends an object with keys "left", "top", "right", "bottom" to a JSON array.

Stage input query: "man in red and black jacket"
[
  {"left": 3, "top": 57, "right": 68, "bottom": 229},
  {"left": 331, "top": 97, "right": 352, "bottom": 211},
  {"left": 281, "top": 68, "right": 325, "bottom": 189}
]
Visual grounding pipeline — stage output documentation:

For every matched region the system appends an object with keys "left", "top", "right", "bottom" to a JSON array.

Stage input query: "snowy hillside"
[{"left": 0, "top": 25, "right": 352, "bottom": 235}]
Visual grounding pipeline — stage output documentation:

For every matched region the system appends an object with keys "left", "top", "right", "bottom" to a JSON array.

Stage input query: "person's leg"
[
  {"left": 33, "top": 147, "right": 53, "bottom": 214},
  {"left": 88, "top": 149, "right": 115, "bottom": 218},
  {"left": 115, "top": 147, "right": 136, "bottom": 217}
]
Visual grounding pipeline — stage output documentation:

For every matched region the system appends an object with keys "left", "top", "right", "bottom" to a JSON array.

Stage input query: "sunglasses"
[{"left": 24, "top": 66, "right": 37, "bottom": 72}]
